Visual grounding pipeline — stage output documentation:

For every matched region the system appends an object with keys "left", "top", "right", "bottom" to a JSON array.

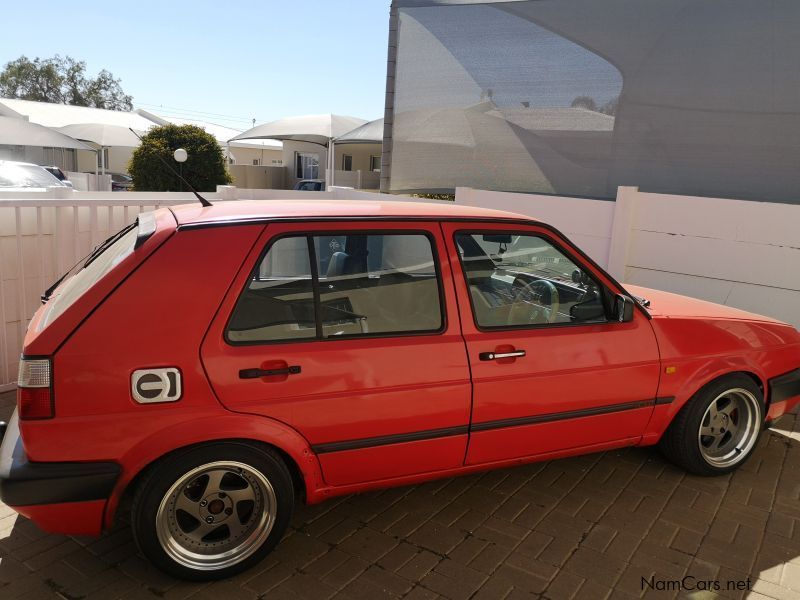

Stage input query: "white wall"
[{"left": 457, "top": 186, "right": 800, "bottom": 329}]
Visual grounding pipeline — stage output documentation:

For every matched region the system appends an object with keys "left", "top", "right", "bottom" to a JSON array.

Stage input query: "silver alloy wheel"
[
  {"left": 156, "top": 461, "right": 276, "bottom": 571},
  {"left": 697, "top": 388, "right": 760, "bottom": 468}
]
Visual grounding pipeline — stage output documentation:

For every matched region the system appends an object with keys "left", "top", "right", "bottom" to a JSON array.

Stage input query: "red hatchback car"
[{"left": 1, "top": 200, "right": 799, "bottom": 580}]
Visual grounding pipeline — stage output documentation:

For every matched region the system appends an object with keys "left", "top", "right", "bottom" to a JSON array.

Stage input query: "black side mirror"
[
  {"left": 614, "top": 294, "right": 635, "bottom": 323},
  {"left": 570, "top": 296, "right": 606, "bottom": 322}
]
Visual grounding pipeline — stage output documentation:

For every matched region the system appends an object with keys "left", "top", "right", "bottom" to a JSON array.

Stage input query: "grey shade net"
[{"left": 387, "top": 0, "right": 800, "bottom": 203}]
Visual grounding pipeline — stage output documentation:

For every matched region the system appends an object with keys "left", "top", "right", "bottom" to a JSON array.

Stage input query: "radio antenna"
[{"left": 128, "top": 128, "right": 212, "bottom": 207}]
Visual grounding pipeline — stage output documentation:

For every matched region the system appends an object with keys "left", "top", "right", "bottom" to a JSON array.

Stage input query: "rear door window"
[{"left": 227, "top": 232, "right": 443, "bottom": 343}]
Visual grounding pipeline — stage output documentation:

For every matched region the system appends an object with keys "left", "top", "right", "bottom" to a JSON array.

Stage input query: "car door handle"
[
  {"left": 239, "top": 365, "right": 301, "bottom": 379},
  {"left": 479, "top": 350, "right": 526, "bottom": 361}
]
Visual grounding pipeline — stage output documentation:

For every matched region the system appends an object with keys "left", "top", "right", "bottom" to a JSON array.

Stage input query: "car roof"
[{"left": 169, "top": 199, "right": 536, "bottom": 226}]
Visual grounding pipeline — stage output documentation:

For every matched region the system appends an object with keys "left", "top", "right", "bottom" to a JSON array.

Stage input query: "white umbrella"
[
  {"left": 0, "top": 116, "right": 93, "bottom": 150},
  {"left": 231, "top": 114, "right": 368, "bottom": 187},
  {"left": 56, "top": 123, "right": 146, "bottom": 175}
]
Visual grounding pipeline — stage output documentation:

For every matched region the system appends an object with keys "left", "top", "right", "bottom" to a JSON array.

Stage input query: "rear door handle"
[
  {"left": 239, "top": 365, "right": 301, "bottom": 379},
  {"left": 479, "top": 350, "right": 526, "bottom": 361}
]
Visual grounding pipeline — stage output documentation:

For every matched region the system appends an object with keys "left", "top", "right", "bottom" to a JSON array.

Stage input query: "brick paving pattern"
[{"left": 0, "top": 389, "right": 798, "bottom": 599}]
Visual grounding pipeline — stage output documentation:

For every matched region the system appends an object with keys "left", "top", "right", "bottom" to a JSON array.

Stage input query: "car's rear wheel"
[
  {"left": 131, "top": 443, "right": 293, "bottom": 580},
  {"left": 659, "top": 374, "right": 763, "bottom": 476}
]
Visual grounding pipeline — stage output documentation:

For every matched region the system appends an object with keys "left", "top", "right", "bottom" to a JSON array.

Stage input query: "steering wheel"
[{"left": 509, "top": 278, "right": 560, "bottom": 325}]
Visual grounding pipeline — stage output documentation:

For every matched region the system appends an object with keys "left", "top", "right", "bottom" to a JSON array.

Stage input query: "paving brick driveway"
[{"left": 0, "top": 390, "right": 798, "bottom": 600}]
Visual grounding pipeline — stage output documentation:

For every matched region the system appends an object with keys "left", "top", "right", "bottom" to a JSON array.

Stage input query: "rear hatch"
[{"left": 22, "top": 209, "right": 177, "bottom": 357}]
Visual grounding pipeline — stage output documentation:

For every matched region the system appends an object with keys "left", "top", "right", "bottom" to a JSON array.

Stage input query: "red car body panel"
[{"left": 1, "top": 200, "right": 797, "bottom": 538}]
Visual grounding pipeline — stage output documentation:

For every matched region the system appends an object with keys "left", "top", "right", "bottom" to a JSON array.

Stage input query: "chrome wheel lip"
[
  {"left": 698, "top": 388, "right": 761, "bottom": 468},
  {"left": 156, "top": 460, "right": 276, "bottom": 571}
]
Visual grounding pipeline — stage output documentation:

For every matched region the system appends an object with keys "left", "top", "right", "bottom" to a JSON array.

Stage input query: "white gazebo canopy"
[
  {"left": 231, "top": 113, "right": 368, "bottom": 146},
  {"left": 0, "top": 115, "right": 92, "bottom": 150},
  {"left": 334, "top": 118, "right": 384, "bottom": 144},
  {"left": 231, "top": 114, "right": 368, "bottom": 186},
  {"left": 56, "top": 123, "right": 145, "bottom": 148}
]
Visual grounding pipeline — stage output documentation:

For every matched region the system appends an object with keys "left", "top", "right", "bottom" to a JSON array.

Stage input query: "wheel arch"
[{"left": 104, "top": 414, "right": 325, "bottom": 530}]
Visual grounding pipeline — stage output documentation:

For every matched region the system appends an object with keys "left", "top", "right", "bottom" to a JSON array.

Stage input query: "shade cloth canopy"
[
  {"left": 56, "top": 123, "right": 146, "bottom": 148},
  {"left": 0, "top": 116, "right": 92, "bottom": 150},
  {"left": 231, "top": 114, "right": 368, "bottom": 146},
  {"left": 387, "top": 0, "right": 800, "bottom": 203},
  {"left": 334, "top": 118, "right": 384, "bottom": 144}
]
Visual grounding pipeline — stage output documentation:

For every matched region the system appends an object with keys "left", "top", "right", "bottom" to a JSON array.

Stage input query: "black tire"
[
  {"left": 659, "top": 374, "right": 764, "bottom": 476},
  {"left": 131, "top": 442, "right": 294, "bottom": 581}
]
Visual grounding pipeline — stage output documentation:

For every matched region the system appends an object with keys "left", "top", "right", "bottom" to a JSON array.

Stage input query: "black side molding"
[
  {"left": 312, "top": 425, "right": 469, "bottom": 454},
  {"left": 769, "top": 368, "right": 800, "bottom": 404}
]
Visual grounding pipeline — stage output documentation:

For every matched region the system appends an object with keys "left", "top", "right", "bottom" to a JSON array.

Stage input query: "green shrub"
[{"left": 128, "top": 124, "right": 231, "bottom": 192}]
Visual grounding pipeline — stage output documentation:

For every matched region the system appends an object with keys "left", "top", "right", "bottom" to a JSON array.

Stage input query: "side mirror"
[{"left": 614, "top": 294, "right": 635, "bottom": 323}]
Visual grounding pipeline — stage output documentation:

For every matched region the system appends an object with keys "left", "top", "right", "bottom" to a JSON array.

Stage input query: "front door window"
[{"left": 455, "top": 232, "right": 608, "bottom": 328}]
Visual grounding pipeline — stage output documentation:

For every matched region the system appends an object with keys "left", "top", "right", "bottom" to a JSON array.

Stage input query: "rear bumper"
[
  {"left": 767, "top": 367, "right": 800, "bottom": 425},
  {"left": 0, "top": 409, "right": 120, "bottom": 534}
]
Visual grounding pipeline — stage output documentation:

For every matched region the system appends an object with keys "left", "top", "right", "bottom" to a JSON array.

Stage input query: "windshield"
[
  {"left": 0, "top": 163, "right": 66, "bottom": 188},
  {"left": 38, "top": 225, "right": 138, "bottom": 330}
]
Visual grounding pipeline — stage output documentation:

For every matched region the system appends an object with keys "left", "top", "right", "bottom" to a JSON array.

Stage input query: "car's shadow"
[{"left": 0, "top": 412, "right": 797, "bottom": 599}]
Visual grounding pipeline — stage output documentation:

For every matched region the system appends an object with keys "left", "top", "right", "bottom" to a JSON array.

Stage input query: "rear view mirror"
[
  {"left": 482, "top": 234, "right": 513, "bottom": 244},
  {"left": 614, "top": 294, "right": 635, "bottom": 322}
]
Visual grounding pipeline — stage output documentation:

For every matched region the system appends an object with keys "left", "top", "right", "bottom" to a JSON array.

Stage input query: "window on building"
[
  {"left": 370, "top": 155, "right": 381, "bottom": 172},
  {"left": 253, "top": 159, "right": 261, "bottom": 166},
  {"left": 42, "top": 147, "right": 77, "bottom": 172},
  {"left": 295, "top": 152, "right": 320, "bottom": 179},
  {"left": 342, "top": 154, "right": 353, "bottom": 171}
]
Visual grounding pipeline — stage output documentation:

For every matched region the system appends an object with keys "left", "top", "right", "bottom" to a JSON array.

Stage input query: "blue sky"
[{"left": 0, "top": 0, "right": 391, "bottom": 129}]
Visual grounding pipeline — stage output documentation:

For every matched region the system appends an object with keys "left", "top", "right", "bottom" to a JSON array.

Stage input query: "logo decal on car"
[{"left": 131, "top": 368, "right": 182, "bottom": 403}]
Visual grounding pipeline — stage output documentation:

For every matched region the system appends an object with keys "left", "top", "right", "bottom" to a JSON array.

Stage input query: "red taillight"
[{"left": 17, "top": 358, "right": 53, "bottom": 419}]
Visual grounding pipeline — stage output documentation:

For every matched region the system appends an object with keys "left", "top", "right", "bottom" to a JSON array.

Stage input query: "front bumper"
[{"left": 0, "top": 409, "right": 120, "bottom": 508}]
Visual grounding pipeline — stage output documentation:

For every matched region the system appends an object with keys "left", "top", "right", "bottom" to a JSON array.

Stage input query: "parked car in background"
[
  {"left": 0, "top": 200, "right": 798, "bottom": 580},
  {"left": 0, "top": 160, "right": 71, "bottom": 192},
  {"left": 110, "top": 172, "right": 133, "bottom": 192},
  {"left": 43, "top": 166, "right": 73, "bottom": 188},
  {"left": 293, "top": 179, "right": 325, "bottom": 191}
]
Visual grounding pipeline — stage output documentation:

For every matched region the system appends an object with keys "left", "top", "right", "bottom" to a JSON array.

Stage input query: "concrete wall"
[
  {"left": 456, "top": 186, "right": 800, "bottom": 329},
  {"left": 333, "top": 170, "right": 381, "bottom": 190},
  {"left": 227, "top": 165, "right": 286, "bottom": 189},
  {"left": 229, "top": 145, "right": 283, "bottom": 167},
  {"left": 76, "top": 147, "right": 133, "bottom": 174}
]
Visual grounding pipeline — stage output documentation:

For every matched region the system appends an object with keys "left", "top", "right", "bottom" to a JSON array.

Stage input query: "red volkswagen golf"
[{"left": 1, "top": 200, "right": 798, "bottom": 580}]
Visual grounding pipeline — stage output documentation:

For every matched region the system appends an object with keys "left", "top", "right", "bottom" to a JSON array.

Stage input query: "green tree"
[
  {"left": 0, "top": 55, "right": 132, "bottom": 110},
  {"left": 128, "top": 124, "right": 232, "bottom": 192}
]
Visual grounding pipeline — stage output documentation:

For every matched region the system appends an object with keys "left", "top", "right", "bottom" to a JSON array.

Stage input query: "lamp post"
[{"left": 173, "top": 148, "right": 188, "bottom": 192}]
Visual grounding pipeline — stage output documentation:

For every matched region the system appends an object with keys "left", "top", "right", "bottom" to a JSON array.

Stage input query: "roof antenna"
[{"left": 128, "top": 128, "right": 212, "bottom": 207}]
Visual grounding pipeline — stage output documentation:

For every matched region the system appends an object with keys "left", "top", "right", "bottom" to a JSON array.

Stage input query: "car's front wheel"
[
  {"left": 659, "top": 374, "right": 764, "bottom": 476},
  {"left": 131, "top": 442, "right": 294, "bottom": 580}
]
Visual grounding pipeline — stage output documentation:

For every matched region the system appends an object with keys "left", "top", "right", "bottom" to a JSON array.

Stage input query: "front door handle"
[
  {"left": 239, "top": 365, "right": 301, "bottom": 379},
  {"left": 479, "top": 350, "right": 526, "bottom": 361}
]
